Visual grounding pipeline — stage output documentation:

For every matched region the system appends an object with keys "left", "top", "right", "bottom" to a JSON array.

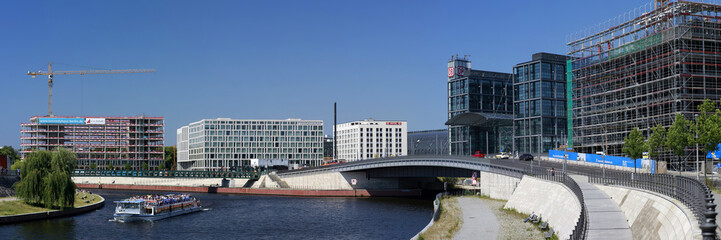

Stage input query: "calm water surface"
[{"left": 0, "top": 189, "right": 432, "bottom": 239}]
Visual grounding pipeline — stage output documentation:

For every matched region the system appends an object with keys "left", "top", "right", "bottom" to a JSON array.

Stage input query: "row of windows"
[
  {"left": 191, "top": 153, "right": 323, "bottom": 161},
  {"left": 514, "top": 100, "right": 566, "bottom": 118},
  {"left": 514, "top": 63, "right": 565, "bottom": 83},
  {"left": 514, "top": 118, "right": 567, "bottom": 136}
]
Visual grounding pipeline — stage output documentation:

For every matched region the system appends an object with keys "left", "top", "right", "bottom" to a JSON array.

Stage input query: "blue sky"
[{"left": 0, "top": 0, "right": 650, "bottom": 148}]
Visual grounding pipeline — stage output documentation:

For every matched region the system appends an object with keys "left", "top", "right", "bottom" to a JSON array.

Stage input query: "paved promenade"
[
  {"left": 571, "top": 175, "right": 632, "bottom": 240},
  {"left": 453, "top": 197, "right": 499, "bottom": 240}
]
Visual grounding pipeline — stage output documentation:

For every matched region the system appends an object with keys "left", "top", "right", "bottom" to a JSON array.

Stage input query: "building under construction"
[
  {"left": 20, "top": 116, "right": 165, "bottom": 170},
  {"left": 567, "top": 0, "right": 721, "bottom": 167}
]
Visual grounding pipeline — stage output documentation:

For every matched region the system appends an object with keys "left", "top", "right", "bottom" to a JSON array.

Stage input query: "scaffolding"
[
  {"left": 20, "top": 116, "right": 165, "bottom": 170},
  {"left": 567, "top": 0, "right": 721, "bottom": 168}
]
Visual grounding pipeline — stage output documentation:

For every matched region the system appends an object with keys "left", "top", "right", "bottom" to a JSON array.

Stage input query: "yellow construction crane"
[{"left": 27, "top": 62, "right": 155, "bottom": 116}]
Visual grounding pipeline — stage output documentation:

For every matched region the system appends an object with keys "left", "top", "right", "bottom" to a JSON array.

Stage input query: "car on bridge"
[
  {"left": 495, "top": 152, "right": 510, "bottom": 159},
  {"left": 472, "top": 151, "right": 485, "bottom": 158},
  {"left": 519, "top": 153, "right": 534, "bottom": 161}
]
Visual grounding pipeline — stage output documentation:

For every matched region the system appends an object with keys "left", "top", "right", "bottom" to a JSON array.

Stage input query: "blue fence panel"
[
  {"left": 707, "top": 143, "right": 721, "bottom": 158},
  {"left": 548, "top": 151, "right": 655, "bottom": 173},
  {"left": 549, "top": 150, "right": 579, "bottom": 161}
]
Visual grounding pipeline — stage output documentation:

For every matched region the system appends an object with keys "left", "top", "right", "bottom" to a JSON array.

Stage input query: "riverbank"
[
  {"left": 75, "top": 183, "right": 423, "bottom": 197},
  {"left": 0, "top": 192, "right": 105, "bottom": 224},
  {"left": 418, "top": 195, "right": 547, "bottom": 240}
]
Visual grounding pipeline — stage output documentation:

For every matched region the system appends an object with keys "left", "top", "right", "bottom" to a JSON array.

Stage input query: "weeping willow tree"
[{"left": 14, "top": 148, "right": 77, "bottom": 209}]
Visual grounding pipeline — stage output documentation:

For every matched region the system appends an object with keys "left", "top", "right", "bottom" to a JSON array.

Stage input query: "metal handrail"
[
  {"left": 72, "top": 169, "right": 262, "bottom": 180},
  {"left": 589, "top": 171, "right": 718, "bottom": 240}
]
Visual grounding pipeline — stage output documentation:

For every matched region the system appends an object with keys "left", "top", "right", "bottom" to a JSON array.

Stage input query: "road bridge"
[{"left": 278, "top": 155, "right": 718, "bottom": 240}]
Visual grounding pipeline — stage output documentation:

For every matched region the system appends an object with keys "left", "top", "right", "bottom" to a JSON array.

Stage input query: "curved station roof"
[{"left": 444, "top": 112, "right": 513, "bottom": 127}]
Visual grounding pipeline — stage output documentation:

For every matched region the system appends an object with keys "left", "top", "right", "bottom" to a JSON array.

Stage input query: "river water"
[{"left": 0, "top": 189, "right": 432, "bottom": 240}]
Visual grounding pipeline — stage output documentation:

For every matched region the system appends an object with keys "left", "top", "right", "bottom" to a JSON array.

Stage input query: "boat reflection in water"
[{"left": 113, "top": 194, "right": 202, "bottom": 222}]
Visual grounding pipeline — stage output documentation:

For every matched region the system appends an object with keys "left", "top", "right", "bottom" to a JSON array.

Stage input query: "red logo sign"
[
  {"left": 448, "top": 66, "right": 466, "bottom": 78},
  {"left": 386, "top": 122, "right": 402, "bottom": 125},
  {"left": 456, "top": 66, "right": 466, "bottom": 76}
]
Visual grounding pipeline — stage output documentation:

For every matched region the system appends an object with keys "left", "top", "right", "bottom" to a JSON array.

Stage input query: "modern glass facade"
[
  {"left": 177, "top": 118, "right": 324, "bottom": 171},
  {"left": 447, "top": 56, "right": 513, "bottom": 156},
  {"left": 513, "top": 53, "right": 568, "bottom": 154},
  {"left": 408, "top": 129, "right": 449, "bottom": 155}
]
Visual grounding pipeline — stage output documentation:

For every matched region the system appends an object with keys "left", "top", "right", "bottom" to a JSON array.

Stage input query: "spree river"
[{"left": 0, "top": 189, "right": 432, "bottom": 240}]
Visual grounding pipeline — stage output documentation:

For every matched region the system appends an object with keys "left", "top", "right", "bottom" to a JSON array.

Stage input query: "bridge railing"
[
  {"left": 527, "top": 168, "right": 587, "bottom": 240},
  {"left": 589, "top": 171, "right": 718, "bottom": 239},
  {"left": 72, "top": 169, "right": 261, "bottom": 180}
]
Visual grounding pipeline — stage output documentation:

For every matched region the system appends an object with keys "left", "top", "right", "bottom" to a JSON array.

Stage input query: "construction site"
[
  {"left": 19, "top": 63, "right": 161, "bottom": 169},
  {"left": 20, "top": 116, "right": 165, "bottom": 169},
  {"left": 567, "top": 0, "right": 721, "bottom": 168}
]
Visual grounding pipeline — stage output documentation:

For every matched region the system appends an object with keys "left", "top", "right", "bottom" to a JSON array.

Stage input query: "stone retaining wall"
[
  {"left": 504, "top": 176, "right": 581, "bottom": 239},
  {"left": 595, "top": 185, "right": 701, "bottom": 240},
  {"left": 479, "top": 172, "right": 520, "bottom": 200}
]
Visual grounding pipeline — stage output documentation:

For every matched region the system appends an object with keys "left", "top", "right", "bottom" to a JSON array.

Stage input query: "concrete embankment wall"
[
  {"left": 0, "top": 195, "right": 105, "bottom": 224},
  {"left": 479, "top": 172, "right": 520, "bottom": 200},
  {"left": 596, "top": 185, "right": 701, "bottom": 240},
  {"left": 504, "top": 176, "right": 581, "bottom": 239}
]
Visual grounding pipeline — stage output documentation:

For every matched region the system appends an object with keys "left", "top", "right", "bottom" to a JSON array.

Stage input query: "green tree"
[
  {"left": 158, "top": 161, "right": 166, "bottom": 170},
  {"left": 107, "top": 162, "right": 114, "bottom": 170},
  {"left": 666, "top": 114, "right": 693, "bottom": 172},
  {"left": 14, "top": 148, "right": 76, "bottom": 208},
  {"left": 694, "top": 99, "right": 721, "bottom": 176},
  {"left": 164, "top": 146, "right": 176, "bottom": 170},
  {"left": 646, "top": 124, "right": 667, "bottom": 160},
  {"left": 623, "top": 127, "right": 647, "bottom": 173},
  {"left": 125, "top": 162, "right": 131, "bottom": 170},
  {"left": 89, "top": 163, "right": 96, "bottom": 170},
  {"left": 142, "top": 162, "right": 149, "bottom": 170},
  {"left": 0, "top": 146, "right": 20, "bottom": 162}
]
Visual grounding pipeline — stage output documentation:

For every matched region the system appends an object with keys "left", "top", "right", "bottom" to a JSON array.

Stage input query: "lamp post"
[{"left": 693, "top": 113, "right": 706, "bottom": 180}]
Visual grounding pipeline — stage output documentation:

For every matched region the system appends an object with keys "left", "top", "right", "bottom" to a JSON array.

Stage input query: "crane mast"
[{"left": 27, "top": 62, "right": 155, "bottom": 116}]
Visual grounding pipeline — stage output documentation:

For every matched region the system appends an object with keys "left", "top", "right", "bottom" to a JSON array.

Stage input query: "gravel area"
[{"left": 479, "top": 197, "right": 546, "bottom": 240}]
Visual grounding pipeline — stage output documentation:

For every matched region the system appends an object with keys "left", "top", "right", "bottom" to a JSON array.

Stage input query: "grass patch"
[
  {"left": 0, "top": 200, "right": 51, "bottom": 216},
  {"left": 0, "top": 193, "right": 102, "bottom": 216},
  {"left": 501, "top": 207, "right": 558, "bottom": 240},
  {"left": 419, "top": 197, "right": 462, "bottom": 239}
]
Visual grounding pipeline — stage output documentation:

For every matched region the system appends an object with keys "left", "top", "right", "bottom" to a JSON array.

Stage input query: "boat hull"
[{"left": 113, "top": 206, "right": 203, "bottom": 222}]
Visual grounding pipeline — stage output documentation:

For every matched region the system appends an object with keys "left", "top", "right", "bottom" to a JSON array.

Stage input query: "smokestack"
[{"left": 334, "top": 102, "right": 337, "bottom": 160}]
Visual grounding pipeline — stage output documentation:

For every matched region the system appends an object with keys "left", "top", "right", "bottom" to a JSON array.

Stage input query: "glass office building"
[
  {"left": 446, "top": 56, "right": 514, "bottom": 156},
  {"left": 408, "top": 129, "right": 449, "bottom": 155},
  {"left": 513, "top": 53, "right": 569, "bottom": 154},
  {"left": 177, "top": 118, "right": 324, "bottom": 171}
]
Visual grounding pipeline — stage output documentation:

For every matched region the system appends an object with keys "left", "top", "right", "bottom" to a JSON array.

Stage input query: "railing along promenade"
[
  {"left": 527, "top": 168, "right": 587, "bottom": 240},
  {"left": 72, "top": 169, "right": 262, "bottom": 180},
  {"left": 589, "top": 171, "right": 718, "bottom": 240}
]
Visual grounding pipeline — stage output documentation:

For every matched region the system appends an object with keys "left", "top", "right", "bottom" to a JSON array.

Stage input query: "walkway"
[
  {"left": 571, "top": 175, "right": 632, "bottom": 240},
  {"left": 453, "top": 197, "right": 499, "bottom": 240}
]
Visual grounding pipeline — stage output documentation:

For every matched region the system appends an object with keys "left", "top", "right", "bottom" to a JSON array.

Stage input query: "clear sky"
[{"left": 0, "top": 0, "right": 651, "bottom": 148}]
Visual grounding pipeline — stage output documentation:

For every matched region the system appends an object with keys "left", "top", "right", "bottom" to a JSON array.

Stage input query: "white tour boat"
[{"left": 113, "top": 194, "right": 202, "bottom": 222}]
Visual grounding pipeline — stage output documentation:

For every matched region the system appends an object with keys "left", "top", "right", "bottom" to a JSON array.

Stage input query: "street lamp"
[{"left": 693, "top": 113, "right": 706, "bottom": 180}]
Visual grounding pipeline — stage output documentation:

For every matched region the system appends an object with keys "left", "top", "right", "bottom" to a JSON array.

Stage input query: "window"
[{"left": 542, "top": 63, "right": 551, "bottom": 80}]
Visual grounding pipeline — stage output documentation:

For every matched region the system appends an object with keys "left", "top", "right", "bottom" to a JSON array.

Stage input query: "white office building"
[
  {"left": 177, "top": 118, "right": 324, "bottom": 171},
  {"left": 334, "top": 119, "right": 407, "bottom": 161}
]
